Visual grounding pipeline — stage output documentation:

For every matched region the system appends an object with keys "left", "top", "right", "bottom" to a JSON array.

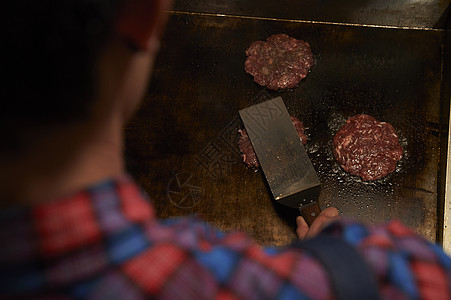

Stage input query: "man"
[{"left": 1, "top": 0, "right": 450, "bottom": 299}]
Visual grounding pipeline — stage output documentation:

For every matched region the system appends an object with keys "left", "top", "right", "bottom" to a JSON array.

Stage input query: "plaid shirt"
[{"left": 1, "top": 175, "right": 450, "bottom": 299}]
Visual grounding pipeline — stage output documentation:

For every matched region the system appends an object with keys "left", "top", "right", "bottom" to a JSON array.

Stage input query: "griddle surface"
[{"left": 126, "top": 14, "right": 444, "bottom": 246}]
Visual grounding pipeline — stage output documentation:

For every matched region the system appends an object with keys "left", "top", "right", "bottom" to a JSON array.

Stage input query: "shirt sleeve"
[
  {"left": 127, "top": 216, "right": 451, "bottom": 299},
  {"left": 318, "top": 219, "right": 451, "bottom": 300},
  {"left": 147, "top": 216, "right": 335, "bottom": 299}
]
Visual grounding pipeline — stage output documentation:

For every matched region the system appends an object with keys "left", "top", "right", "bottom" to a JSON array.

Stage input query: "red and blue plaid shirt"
[{"left": 1, "top": 175, "right": 450, "bottom": 299}]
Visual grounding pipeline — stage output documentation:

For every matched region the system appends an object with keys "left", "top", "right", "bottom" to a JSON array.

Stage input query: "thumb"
[
  {"left": 304, "top": 207, "right": 340, "bottom": 239},
  {"left": 296, "top": 216, "right": 309, "bottom": 240}
]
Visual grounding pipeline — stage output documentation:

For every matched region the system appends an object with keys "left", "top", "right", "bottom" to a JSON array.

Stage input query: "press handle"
[{"left": 299, "top": 202, "right": 322, "bottom": 226}]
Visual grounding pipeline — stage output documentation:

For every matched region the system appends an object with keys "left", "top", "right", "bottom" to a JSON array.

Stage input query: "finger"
[
  {"left": 296, "top": 216, "right": 309, "bottom": 240},
  {"left": 319, "top": 207, "right": 339, "bottom": 217},
  {"left": 305, "top": 207, "right": 341, "bottom": 239}
]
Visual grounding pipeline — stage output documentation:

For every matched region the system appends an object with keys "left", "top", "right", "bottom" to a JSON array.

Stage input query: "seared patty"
[{"left": 333, "top": 114, "right": 403, "bottom": 181}]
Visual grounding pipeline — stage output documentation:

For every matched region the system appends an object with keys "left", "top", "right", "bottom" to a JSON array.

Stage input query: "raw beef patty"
[
  {"left": 244, "top": 34, "right": 313, "bottom": 90},
  {"left": 333, "top": 114, "right": 403, "bottom": 181}
]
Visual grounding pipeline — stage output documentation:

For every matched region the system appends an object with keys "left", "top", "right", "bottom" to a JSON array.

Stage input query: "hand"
[{"left": 296, "top": 207, "right": 340, "bottom": 240}]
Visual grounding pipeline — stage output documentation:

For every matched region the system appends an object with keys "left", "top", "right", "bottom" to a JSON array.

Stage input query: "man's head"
[
  {"left": 0, "top": 0, "right": 171, "bottom": 204},
  {"left": 1, "top": 0, "right": 169, "bottom": 156},
  {"left": 1, "top": 1, "right": 115, "bottom": 153}
]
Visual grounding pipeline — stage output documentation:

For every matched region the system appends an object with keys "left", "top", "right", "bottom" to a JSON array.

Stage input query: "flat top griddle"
[
  {"left": 172, "top": 0, "right": 450, "bottom": 29},
  {"left": 125, "top": 12, "right": 446, "bottom": 246}
]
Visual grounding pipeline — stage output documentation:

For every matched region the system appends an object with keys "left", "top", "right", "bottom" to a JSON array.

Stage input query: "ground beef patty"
[
  {"left": 244, "top": 34, "right": 313, "bottom": 90},
  {"left": 239, "top": 116, "right": 307, "bottom": 168},
  {"left": 333, "top": 114, "right": 403, "bottom": 181}
]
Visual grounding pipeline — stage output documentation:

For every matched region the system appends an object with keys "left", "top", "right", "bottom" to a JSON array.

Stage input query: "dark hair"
[{"left": 1, "top": 0, "right": 120, "bottom": 153}]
